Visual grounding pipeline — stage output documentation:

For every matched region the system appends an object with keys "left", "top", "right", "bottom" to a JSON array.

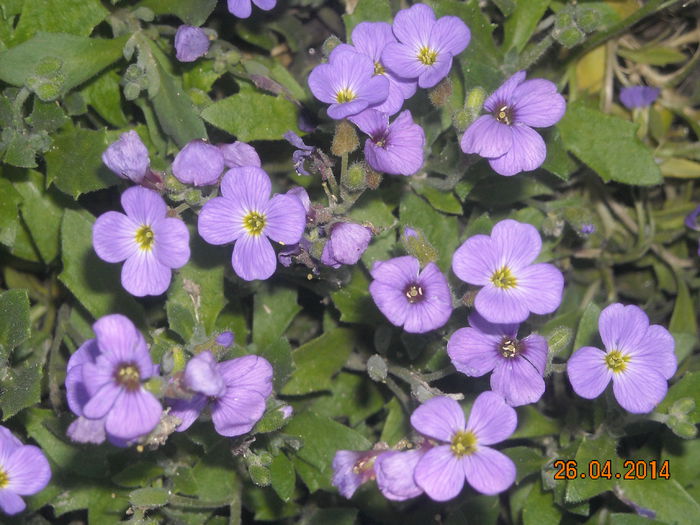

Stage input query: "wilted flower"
[
  {"left": 172, "top": 140, "right": 225, "bottom": 186},
  {"left": 93, "top": 186, "right": 190, "bottom": 297},
  {"left": 227, "top": 0, "right": 276, "bottom": 18},
  {"left": 460, "top": 71, "right": 566, "bottom": 176},
  {"left": 174, "top": 25, "right": 209, "bottom": 62},
  {"left": 332, "top": 450, "right": 380, "bottom": 499},
  {"left": 102, "top": 130, "right": 150, "bottom": 184},
  {"left": 308, "top": 46, "right": 389, "bottom": 120},
  {"left": 350, "top": 109, "right": 425, "bottom": 176},
  {"left": 452, "top": 219, "right": 564, "bottom": 324},
  {"left": 197, "top": 167, "right": 306, "bottom": 281},
  {"left": 619, "top": 86, "right": 660, "bottom": 109},
  {"left": 283, "top": 131, "right": 315, "bottom": 176},
  {"left": 411, "top": 393, "right": 517, "bottom": 500},
  {"left": 567, "top": 303, "right": 676, "bottom": 414},
  {"left": 374, "top": 446, "right": 429, "bottom": 501},
  {"left": 447, "top": 312, "right": 548, "bottom": 406},
  {"left": 369, "top": 255, "right": 452, "bottom": 333},
  {"left": 0, "top": 426, "right": 51, "bottom": 515},
  {"left": 321, "top": 222, "right": 372, "bottom": 268},
  {"left": 382, "top": 3, "right": 470, "bottom": 89},
  {"left": 218, "top": 141, "right": 261, "bottom": 169}
]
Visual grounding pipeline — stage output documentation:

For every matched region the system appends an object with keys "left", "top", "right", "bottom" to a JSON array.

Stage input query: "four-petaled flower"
[
  {"left": 460, "top": 70, "right": 566, "bottom": 176},
  {"left": 93, "top": 186, "right": 190, "bottom": 297},
  {"left": 198, "top": 166, "right": 306, "bottom": 281},
  {"left": 567, "top": 303, "right": 677, "bottom": 414},
  {"left": 411, "top": 393, "right": 517, "bottom": 500},
  {"left": 452, "top": 219, "right": 564, "bottom": 324}
]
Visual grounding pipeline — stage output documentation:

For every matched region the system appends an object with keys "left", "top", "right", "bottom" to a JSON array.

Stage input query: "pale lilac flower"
[
  {"left": 332, "top": 450, "right": 379, "bottom": 499},
  {"left": 102, "top": 130, "right": 150, "bottom": 183},
  {"left": 567, "top": 303, "right": 676, "bottom": 414},
  {"left": 580, "top": 223, "right": 596, "bottom": 235},
  {"left": 168, "top": 351, "right": 273, "bottom": 436},
  {"left": 460, "top": 71, "right": 566, "bottom": 176},
  {"left": 78, "top": 315, "right": 162, "bottom": 443},
  {"left": 382, "top": 3, "right": 470, "bottom": 89},
  {"left": 369, "top": 255, "right": 452, "bottom": 333},
  {"left": 93, "top": 186, "right": 190, "bottom": 297},
  {"left": 374, "top": 446, "right": 429, "bottom": 501},
  {"left": 350, "top": 109, "right": 425, "bottom": 176},
  {"left": 172, "top": 140, "right": 225, "bottom": 186},
  {"left": 174, "top": 25, "right": 209, "bottom": 62},
  {"left": 216, "top": 331, "right": 235, "bottom": 347},
  {"left": 321, "top": 222, "right": 372, "bottom": 268},
  {"left": 447, "top": 313, "right": 548, "bottom": 406},
  {"left": 65, "top": 340, "right": 108, "bottom": 445},
  {"left": 308, "top": 46, "right": 389, "bottom": 120},
  {"left": 197, "top": 167, "right": 306, "bottom": 281},
  {"left": 227, "top": 0, "right": 275, "bottom": 18},
  {"left": 452, "top": 219, "right": 564, "bottom": 324},
  {"left": 218, "top": 141, "right": 261, "bottom": 169},
  {"left": 411, "top": 393, "right": 517, "bottom": 500},
  {"left": 620, "top": 86, "right": 660, "bottom": 109},
  {"left": 0, "top": 426, "right": 51, "bottom": 516}
]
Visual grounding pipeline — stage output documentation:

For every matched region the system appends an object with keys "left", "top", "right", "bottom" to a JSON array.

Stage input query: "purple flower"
[
  {"left": 375, "top": 446, "right": 429, "bottom": 501},
  {"left": 369, "top": 255, "right": 452, "bottom": 333},
  {"left": 447, "top": 312, "right": 548, "bottom": 406},
  {"left": 460, "top": 71, "right": 566, "bottom": 176},
  {"left": 321, "top": 222, "right": 372, "bottom": 268},
  {"left": 65, "top": 340, "right": 108, "bottom": 445},
  {"left": 347, "top": 22, "right": 417, "bottom": 115},
  {"left": 102, "top": 130, "right": 150, "bottom": 184},
  {"left": 332, "top": 450, "right": 379, "bottom": 499},
  {"left": 308, "top": 46, "right": 389, "bottom": 120},
  {"left": 218, "top": 141, "right": 261, "bottom": 169},
  {"left": 0, "top": 426, "right": 51, "bottom": 515},
  {"left": 76, "top": 315, "right": 162, "bottom": 443},
  {"left": 93, "top": 186, "right": 190, "bottom": 297},
  {"left": 227, "top": 0, "right": 275, "bottom": 18},
  {"left": 411, "top": 393, "right": 517, "bottom": 500},
  {"left": 580, "top": 223, "right": 596, "bottom": 235},
  {"left": 381, "top": 3, "right": 470, "bottom": 89},
  {"left": 283, "top": 131, "right": 315, "bottom": 176},
  {"left": 567, "top": 303, "right": 677, "bottom": 414},
  {"left": 350, "top": 109, "right": 425, "bottom": 176},
  {"left": 197, "top": 167, "right": 306, "bottom": 281},
  {"left": 174, "top": 25, "right": 209, "bottom": 62},
  {"left": 172, "top": 140, "right": 225, "bottom": 186},
  {"left": 168, "top": 351, "right": 273, "bottom": 436},
  {"left": 620, "top": 86, "right": 660, "bottom": 109},
  {"left": 452, "top": 219, "right": 564, "bottom": 324},
  {"left": 216, "top": 331, "right": 235, "bottom": 347}
]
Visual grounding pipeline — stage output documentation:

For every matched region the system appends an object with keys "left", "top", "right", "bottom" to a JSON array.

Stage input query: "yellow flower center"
[
  {"left": 451, "top": 430, "right": 477, "bottom": 458},
  {"left": 374, "top": 61, "right": 385, "bottom": 75},
  {"left": 605, "top": 350, "right": 630, "bottom": 373},
  {"left": 404, "top": 284, "right": 424, "bottom": 304},
  {"left": 336, "top": 88, "right": 357, "bottom": 104},
  {"left": 490, "top": 266, "right": 517, "bottom": 289},
  {"left": 135, "top": 225, "right": 155, "bottom": 251},
  {"left": 417, "top": 46, "right": 438, "bottom": 66},
  {"left": 495, "top": 104, "right": 514, "bottom": 125},
  {"left": 243, "top": 211, "right": 266, "bottom": 236},
  {"left": 0, "top": 468, "right": 8, "bottom": 488},
  {"left": 115, "top": 363, "right": 141, "bottom": 391}
]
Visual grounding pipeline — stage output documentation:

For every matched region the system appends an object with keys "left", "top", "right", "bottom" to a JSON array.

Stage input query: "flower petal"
[
  {"left": 487, "top": 125, "right": 546, "bottom": 176},
  {"left": 418, "top": 52, "right": 452, "bottom": 89},
  {"left": 474, "top": 285, "right": 530, "bottom": 324},
  {"left": 122, "top": 250, "right": 172, "bottom": 297},
  {"left": 152, "top": 217, "right": 190, "bottom": 269},
  {"left": 105, "top": 389, "right": 162, "bottom": 440},
  {"left": 227, "top": 0, "right": 252, "bottom": 18},
  {"left": 452, "top": 234, "right": 499, "bottom": 286},
  {"left": 381, "top": 42, "right": 425, "bottom": 81},
  {"left": 351, "top": 21, "right": 394, "bottom": 62},
  {"left": 447, "top": 327, "right": 500, "bottom": 377},
  {"left": 512, "top": 79, "right": 566, "bottom": 128},
  {"left": 413, "top": 446, "right": 465, "bottom": 502},
  {"left": 198, "top": 196, "right": 247, "bottom": 245},
  {"left": 93, "top": 212, "right": 138, "bottom": 263},
  {"left": 634, "top": 324, "right": 676, "bottom": 380},
  {"left": 521, "top": 333, "right": 548, "bottom": 374},
  {"left": 357, "top": 75, "right": 390, "bottom": 106},
  {"left": 220, "top": 166, "right": 271, "bottom": 211},
  {"left": 490, "top": 219, "right": 542, "bottom": 272},
  {"left": 4, "top": 445, "right": 51, "bottom": 495},
  {"left": 264, "top": 194, "right": 306, "bottom": 245},
  {"left": 484, "top": 71, "right": 526, "bottom": 112},
  {"left": 232, "top": 234, "right": 276, "bottom": 281},
  {"left": 392, "top": 3, "right": 436, "bottom": 47},
  {"left": 466, "top": 391, "right": 517, "bottom": 444},
  {"left": 598, "top": 303, "right": 649, "bottom": 354},
  {"left": 567, "top": 346, "right": 611, "bottom": 399},
  {"left": 491, "top": 356, "right": 545, "bottom": 406},
  {"left": 369, "top": 281, "right": 410, "bottom": 328},
  {"left": 218, "top": 355, "right": 274, "bottom": 398},
  {"left": 82, "top": 382, "right": 122, "bottom": 419},
  {"left": 212, "top": 390, "right": 267, "bottom": 437},
  {"left": 460, "top": 115, "right": 513, "bottom": 159},
  {"left": 67, "top": 416, "right": 106, "bottom": 444},
  {"left": 462, "top": 447, "right": 515, "bottom": 495},
  {"left": 375, "top": 449, "right": 425, "bottom": 501},
  {"left": 168, "top": 394, "right": 207, "bottom": 432},
  {"left": 0, "top": 490, "right": 25, "bottom": 515},
  {"left": 121, "top": 186, "right": 167, "bottom": 225},
  {"left": 308, "top": 62, "right": 339, "bottom": 104},
  {"left": 612, "top": 365, "right": 668, "bottom": 414},
  {"left": 92, "top": 314, "right": 147, "bottom": 365},
  {"left": 430, "top": 15, "right": 470, "bottom": 56},
  {"left": 184, "top": 351, "right": 226, "bottom": 397},
  {"left": 516, "top": 263, "right": 564, "bottom": 316},
  {"left": 370, "top": 255, "right": 419, "bottom": 288},
  {"left": 411, "top": 396, "right": 465, "bottom": 442}
]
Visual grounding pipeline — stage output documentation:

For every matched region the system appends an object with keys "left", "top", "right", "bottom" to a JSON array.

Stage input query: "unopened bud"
[
  {"left": 429, "top": 78, "right": 453, "bottom": 108},
  {"left": 248, "top": 464, "right": 271, "bottom": 487},
  {"left": 402, "top": 226, "right": 438, "bottom": 266},
  {"left": 575, "top": 6, "right": 601, "bottom": 33},
  {"left": 321, "top": 35, "right": 342, "bottom": 57},
  {"left": 365, "top": 168, "right": 383, "bottom": 190},
  {"left": 547, "top": 326, "right": 574, "bottom": 356},
  {"left": 367, "top": 354, "right": 388, "bottom": 382},
  {"left": 171, "top": 345, "right": 187, "bottom": 373},
  {"left": 342, "top": 162, "right": 367, "bottom": 191},
  {"left": 331, "top": 120, "right": 359, "bottom": 156},
  {"left": 667, "top": 415, "right": 698, "bottom": 439},
  {"left": 670, "top": 397, "right": 696, "bottom": 417}
]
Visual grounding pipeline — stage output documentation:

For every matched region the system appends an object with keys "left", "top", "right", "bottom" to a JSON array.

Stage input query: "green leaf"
[
  {"left": 522, "top": 480, "right": 562, "bottom": 525},
  {"left": 616, "top": 478, "right": 700, "bottom": 525},
  {"left": 59, "top": 209, "right": 145, "bottom": 322},
  {"left": 657, "top": 372, "right": 700, "bottom": 424},
  {"left": 201, "top": 91, "right": 300, "bottom": 142},
  {"left": 573, "top": 302, "right": 601, "bottom": 350},
  {"left": 503, "top": 446, "right": 544, "bottom": 483},
  {"left": 270, "top": 453, "right": 296, "bottom": 502},
  {"left": 511, "top": 405, "right": 558, "bottom": 438},
  {"left": 343, "top": 0, "right": 392, "bottom": 35},
  {"left": 138, "top": 0, "right": 217, "bottom": 26},
  {"left": 309, "top": 371, "right": 384, "bottom": 426},
  {"left": 130, "top": 487, "right": 170, "bottom": 508},
  {"left": 618, "top": 46, "right": 688, "bottom": 66},
  {"left": 0, "top": 177, "right": 22, "bottom": 248},
  {"left": 503, "top": 0, "right": 552, "bottom": 52},
  {"left": 12, "top": 0, "right": 108, "bottom": 44},
  {"left": 81, "top": 69, "right": 128, "bottom": 128},
  {"left": 558, "top": 101, "right": 663, "bottom": 186},
  {"left": 0, "top": 33, "right": 128, "bottom": 100},
  {"left": 669, "top": 277, "right": 697, "bottom": 337},
  {"left": 565, "top": 434, "right": 620, "bottom": 503},
  {"left": 112, "top": 462, "right": 165, "bottom": 488},
  {"left": 257, "top": 337, "right": 294, "bottom": 391},
  {"left": 541, "top": 127, "right": 577, "bottom": 180},
  {"left": 330, "top": 266, "right": 380, "bottom": 325},
  {"left": 411, "top": 182, "right": 463, "bottom": 215},
  {"left": 190, "top": 440, "right": 241, "bottom": 504},
  {"left": 281, "top": 328, "right": 355, "bottom": 396},
  {"left": 308, "top": 508, "right": 358, "bottom": 525},
  {"left": 380, "top": 398, "right": 410, "bottom": 446},
  {"left": 0, "top": 288, "right": 30, "bottom": 361},
  {"left": 253, "top": 284, "right": 301, "bottom": 351},
  {"left": 608, "top": 514, "right": 666, "bottom": 525}
]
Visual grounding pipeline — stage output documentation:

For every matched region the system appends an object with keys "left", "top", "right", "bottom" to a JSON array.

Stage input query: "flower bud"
[
  {"left": 401, "top": 226, "right": 438, "bottom": 266},
  {"left": 218, "top": 141, "right": 261, "bottom": 168},
  {"left": 342, "top": 162, "right": 368, "bottom": 191},
  {"left": 331, "top": 120, "right": 359, "bottom": 156},
  {"left": 216, "top": 331, "right": 235, "bottom": 348},
  {"left": 367, "top": 354, "right": 388, "bottom": 382},
  {"left": 102, "top": 130, "right": 150, "bottom": 183},
  {"left": 429, "top": 78, "right": 453, "bottom": 108},
  {"left": 365, "top": 168, "right": 383, "bottom": 190},
  {"left": 321, "top": 222, "right": 372, "bottom": 268},
  {"left": 322, "top": 35, "right": 342, "bottom": 57},
  {"left": 172, "top": 139, "right": 224, "bottom": 186},
  {"left": 174, "top": 25, "right": 210, "bottom": 63}
]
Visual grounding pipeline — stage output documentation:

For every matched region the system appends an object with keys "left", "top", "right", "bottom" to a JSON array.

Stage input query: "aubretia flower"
[
  {"left": 174, "top": 25, "right": 209, "bottom": 62},
  {"left": 447, "top": 313, "right": 548, "bottom": 406},
  {"left": 620, "top": 86, "right": 660, "bottom": 109},
  {"left": 321, "top": 222, "right": 372, "bottom": 268},
  {"left": 332, "top": 450, "right": 380, "bottom": 499},
  {"left": 460, "top": 71, "right": 566, "bottom": 176},
  {"left": 369, "top": 255, "right": 452, "bottom": 333},
  {"left": 93, "top": 186, "right": 190, "bottom": 297},
  {"left": 102, "top": 130, "right": 150, "bottom": 184},
  {"left": 227, "top": 0, "right": 275, "bottom": 18},
  {"left": 382, "top": 3, "right": 470, "bottom": 89},
  {"left": 172, "top": 140, "right": 224, "bottom": 186},
  {"left": 168, "top": 351, "right": 273, "bottom": 436},
  {"left": 374, "top": 446, "right": 428, "bottom": 501},
  {"left": 452, "top": 219, "right": 564, "bottom": 324},
  {"left": 0, "top": 426, "right": 51, "bottom": 515},
  {"left": 567, "top": 303, "right": 676, "bottom": 414},
  {"left": 198, "top": 167, "right": 306, "bottom": 281},
  {"left": 218, "top": 141, "right": 261, "bottom": 169},
  {"left": 350, "top": 109, "right": 425, "bottom": 176},
  {"left": 411, "top": 393, "right": 517, "bottom": 500},
  {"left": 308, "top": 46, "right": 389, "bottom": 120}
]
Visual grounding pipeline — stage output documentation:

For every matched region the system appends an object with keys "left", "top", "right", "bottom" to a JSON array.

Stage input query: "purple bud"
[
  {"left": 620, "top": 86, "right": 660, "bottom": 109},
  {"left": 403, "top": 226, "right": 418, "bottom": 240},
  {"left": 580, "top": 223, "right": 596, "bottom": 235},
  {"left": 321, "top": 222, "right": 372, "bottom": 268},
  {"left": 216, "top": 331, "right": 235, "bottom": 347},
  {"left": 102, "top": 130, "right": 150, "bottom": 183},
  {"left": 218, "top": 141, "right": 261, "bottom": 168},
  {"left": 174, "top": 25, "right": 210, "bottom": 63},
  {"left": 184, "top": 351, "right": 227, "bottom": 397},
  {"left": 172, "top": 140, "right": 224, "bottom": 186}
]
